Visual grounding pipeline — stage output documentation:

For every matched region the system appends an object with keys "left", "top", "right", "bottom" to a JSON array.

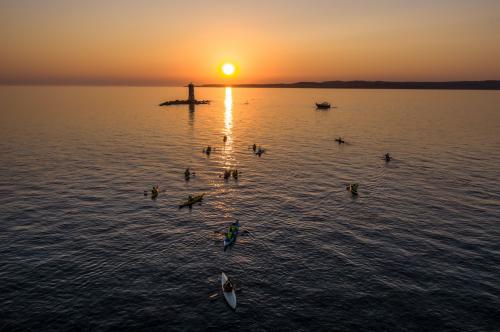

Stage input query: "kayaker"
[
  {"left": 223, "top": 278, "right": 234, "bottom": 292},
  {"left": 224, "top": 170, "right": 231, "bottom": 179},
  {"left": 229, "top": 223, "right": 238, "bottom": 233},
  {"left": 223, "top": 135, "right": 227, "bottom": 142},
  {"left": 252, "top": 144, "right": 257, "bottom": 152},
  {"left": 185, "top": 168, "right": 191, "bottom": 177},
  {"left": 385, "top": 153, "right": 391, "bottom": 162},
  {"left": 347, "top": 184, "right": 358, "bottom": 194},
  {"left": 151, "top": 186, "right": 159, "bottom": 198},
  {"left": 232, "top": 169, "right": 238, "bottom": 179}
]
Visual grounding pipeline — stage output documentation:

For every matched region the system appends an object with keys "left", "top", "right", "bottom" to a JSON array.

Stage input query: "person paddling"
[
  {"left": 151, "top": 186, "right": 159, "bottom": 198},
  {"left": 223, "top": 278, "right": 234, "bottom": 292},
  {"left": 346, "top": 183, "right": 358, "bottom": 194}
]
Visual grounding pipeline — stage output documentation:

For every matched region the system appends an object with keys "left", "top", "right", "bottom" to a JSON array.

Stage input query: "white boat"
[{"left": 221, "top": 272, "right": 237, "bottom": 310}]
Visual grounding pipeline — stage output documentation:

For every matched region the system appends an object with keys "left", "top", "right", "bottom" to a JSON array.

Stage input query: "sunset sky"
[{"left": 1, "top": 0, "right": 499, "bottom": 85}]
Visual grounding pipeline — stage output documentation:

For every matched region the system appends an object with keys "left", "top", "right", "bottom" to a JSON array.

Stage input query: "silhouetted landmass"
[
  {"left": 159, "top": 99, "right": 209, "bottom": 106},
  {"left": 202, "top": 80, "right": 500, "bottom": 90}
]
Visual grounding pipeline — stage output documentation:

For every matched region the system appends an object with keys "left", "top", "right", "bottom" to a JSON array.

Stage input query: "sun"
[{"left": 222, "top": 63, "right": 236, "bottom": 76}]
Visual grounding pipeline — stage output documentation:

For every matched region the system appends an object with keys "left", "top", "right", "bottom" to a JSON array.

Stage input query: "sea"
[{"left": 0, "top": 86, "right": 499, "bottom": 331}]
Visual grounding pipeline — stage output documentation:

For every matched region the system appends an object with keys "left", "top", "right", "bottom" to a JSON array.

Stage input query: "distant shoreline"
[
  {"left": 201, "top": 80, "right": 500, "bottom": 90},
  {"left": 1, "top": 80, "right": 499, "bottom": 90}
]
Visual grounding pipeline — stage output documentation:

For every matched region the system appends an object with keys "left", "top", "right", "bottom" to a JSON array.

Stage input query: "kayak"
[
  {"left": 221, "top": 272, "right": 237, "bottom": 310},
  {"left": 223, "top": 222, "right": 240, "bottom": 250},
  {"left": 347, "top": 184, "right": 358, "bottom": 195},
  {"left": 179, "top": 194, "right": 204, "bottom": 208}
]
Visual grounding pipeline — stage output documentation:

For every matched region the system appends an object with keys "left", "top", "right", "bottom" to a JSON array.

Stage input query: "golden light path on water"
[{"left": 223, "top": 87, "right": 234, "bottom": 168}]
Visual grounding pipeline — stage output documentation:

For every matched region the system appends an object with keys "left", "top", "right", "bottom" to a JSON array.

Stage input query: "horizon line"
[{"left": 2, "top": 79, "right": 499, "bottom": 90}]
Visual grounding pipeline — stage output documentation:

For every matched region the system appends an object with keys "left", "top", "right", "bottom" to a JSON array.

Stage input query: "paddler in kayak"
[
  {"left": 229, "top": 222, "right": 239, "bottom": 233},
  {"left": 346, "top": 183, "right": 358, "bottom": 195},
  {"left": 225, "top": 222, "right": 239, "bottom": 241},
  {"left": 151, "top": 186, "right": 159, "bottom": 198},
  {"left": 179, "top": 194, "right": 204, "bottom": 208},
  {"left": 224, "top": 221, "right": 240, "bottom": 251},
  {"left": 184, "top": 168, "right": 191, "bottom": 180},
  {"left": 385, "top": 153, "right": 391, "bottom": 162},
  {"left": 223, "top": 135, "right": 227, "bottom": 143},
  {"left": 335, "top": 137, "right": 345, "bottom": 144},
  {"left": 232, "top": 169, "right": 238, "bottom": 180},
  {"left": 252, "top": 143, "right": 257, "bottom": 152},
  {"left": 223, "top": 277, "right": 234, "bottom": 292},
  {"left": 225, "top": 230, "right": 234, "bottom": 242},
  {"left": 223, "top": 170, "right": 231, "bottom": 180},
  {"left": 203, "top": 146, "right": 212, "bottom": 155},
  {"left": 255, "top": 147, "right": 265, "bottom": 156}
]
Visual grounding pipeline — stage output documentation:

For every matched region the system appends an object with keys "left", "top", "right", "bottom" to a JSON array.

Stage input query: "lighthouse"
[
  {"left": 159, "top": 82, "right": 209, "bottom": 106},
  {"left": 188, "top": 83, "right": 195, "bottom": 104}
]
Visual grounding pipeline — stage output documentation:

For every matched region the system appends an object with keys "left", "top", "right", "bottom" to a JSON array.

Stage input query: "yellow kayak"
[{"left": 179, "top": 194, "right": 204, "bottom": 208}]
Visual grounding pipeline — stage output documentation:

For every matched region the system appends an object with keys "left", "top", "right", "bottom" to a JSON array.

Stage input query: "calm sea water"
[{"left": 0, "top": 86, "right": 499, "bottom": 331}]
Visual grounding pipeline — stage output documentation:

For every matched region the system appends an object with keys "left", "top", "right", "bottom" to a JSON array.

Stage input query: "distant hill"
[{"left": 201, "top": 80, "right": 500, "bottom": 90}]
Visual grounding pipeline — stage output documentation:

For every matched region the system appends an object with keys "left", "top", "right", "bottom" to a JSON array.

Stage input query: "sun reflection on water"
[
  {"left": 224, "top": 87, "right": 232, "bottom": 129},
  {"left": 223, "top": 87, "right": 233, "bottom": 166}
]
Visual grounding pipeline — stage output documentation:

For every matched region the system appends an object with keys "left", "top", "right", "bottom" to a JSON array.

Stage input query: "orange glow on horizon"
[{"left": 1, "top": 1, "right": 499, "bottom": 84}]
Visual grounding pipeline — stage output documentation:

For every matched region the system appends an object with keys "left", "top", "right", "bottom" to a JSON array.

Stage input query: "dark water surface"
[{"left": 1, "top": 86, "right": 499, "bottom": 331}]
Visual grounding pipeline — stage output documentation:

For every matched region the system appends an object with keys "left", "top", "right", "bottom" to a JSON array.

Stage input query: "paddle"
[
  {"left": 209, "top": 287, "right": 242, "bottom": 300},
  {"left": 209, "top": 292, "right": 220, "bottom": 300}
]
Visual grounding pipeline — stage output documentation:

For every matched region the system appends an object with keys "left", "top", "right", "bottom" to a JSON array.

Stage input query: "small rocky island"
[{"left": 159, "top": 83, "right": 210, "bottom": 106}]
